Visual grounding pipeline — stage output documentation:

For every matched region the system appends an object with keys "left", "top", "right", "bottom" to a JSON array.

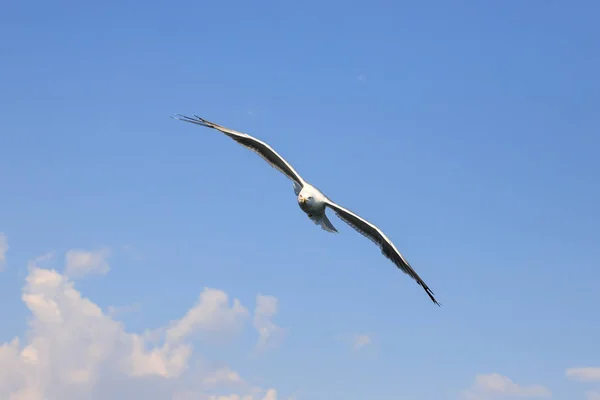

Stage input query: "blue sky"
[{"left": 1, "top": 1, "right": 599, "bottom": 399}]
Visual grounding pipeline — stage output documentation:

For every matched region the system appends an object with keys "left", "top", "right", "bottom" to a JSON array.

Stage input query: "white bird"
[{"left": 173, "top": 114, "right": 440, "bottom": 306}]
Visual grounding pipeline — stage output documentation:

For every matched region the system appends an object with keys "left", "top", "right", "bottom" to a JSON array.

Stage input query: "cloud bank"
[{"left": 0, "top": 250, "right": 285, "bottom": 400}]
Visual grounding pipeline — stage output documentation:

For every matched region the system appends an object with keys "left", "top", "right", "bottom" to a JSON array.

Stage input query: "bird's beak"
[{"left": 299, "top": 197, "right": 305, "bottom": 203}]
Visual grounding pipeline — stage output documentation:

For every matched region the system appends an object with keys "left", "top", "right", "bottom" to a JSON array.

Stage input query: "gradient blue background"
[{"left": 1, "top": 1, "right": 599, "bottom": 398}]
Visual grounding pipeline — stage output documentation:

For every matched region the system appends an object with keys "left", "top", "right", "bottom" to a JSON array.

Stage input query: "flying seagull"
[{"left": 173, "top": 114, "right": 440, "bottom": 306}]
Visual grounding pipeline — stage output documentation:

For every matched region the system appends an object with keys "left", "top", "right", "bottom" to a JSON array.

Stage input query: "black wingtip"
[
  {"left": 423, "top": 285, "right": 441, "bottom": 307},
  {"left": 194, "top": 114, "right": 224, "bottom": 129},
  {"left": 172, "top": 113, "right": 227, "bottom": 132},
  {"left": 172, "top": 113, "right": 215, "bottom": 128},
  {"left": 172, "top": 113, "right": 193, "bottom": 122}
]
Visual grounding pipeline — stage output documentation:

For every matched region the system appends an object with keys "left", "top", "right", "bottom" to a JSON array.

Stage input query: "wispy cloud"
[
  {"left": 64, "top": 247, "right": 111, "bottom": 278},
  {"left": 351, "top": 334, "right": 372, "bottom": 351},
  {"left": 566, "top": 367, "right": 600, "bottom": 382},
  {"left": 0, "top": 233, "right": 8, "bottom": 271},
  {"left": 567, "top": 367, "right": 600, "bottom": 400},
  {"left": 336, "top": 333, "right": 373, "bottom": 352},
  {"left": 587, "top": 391, "right": 600, "bottom": 400},
  {"left": 462, "top": 373, "right": 551, "bottom": 399}
]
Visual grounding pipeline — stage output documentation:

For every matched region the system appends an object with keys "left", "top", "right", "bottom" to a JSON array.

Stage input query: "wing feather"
[
  {"left": 174, "top": 114, "right": 305, "bottom": 188},
  {"left": 325, "top": 200, "right": 440, "bottom": 306}
]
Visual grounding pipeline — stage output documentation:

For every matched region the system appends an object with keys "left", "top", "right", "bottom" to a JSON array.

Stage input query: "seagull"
[{"left": 173, "top": 114, "right": 440, "bottom": 306}]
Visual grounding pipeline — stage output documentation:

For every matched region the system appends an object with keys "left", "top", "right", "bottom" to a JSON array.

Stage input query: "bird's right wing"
[
  {"left": 325, "top": 199, "right": 440, "bottom": 306},
  {"left": 174, "top": 114, "right": 306, "bottom": 188}
]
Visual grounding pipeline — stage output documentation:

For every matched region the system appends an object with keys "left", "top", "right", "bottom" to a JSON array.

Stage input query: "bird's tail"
[{"left": 310, "top": 213, "right": 338, "bottom": 233}]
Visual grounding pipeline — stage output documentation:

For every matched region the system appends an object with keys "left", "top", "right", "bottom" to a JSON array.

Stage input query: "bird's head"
[{"left": 298, "top": 194, "right": 313, "bottom": 204}]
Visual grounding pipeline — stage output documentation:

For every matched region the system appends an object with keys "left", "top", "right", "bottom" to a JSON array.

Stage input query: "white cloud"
[
  {"left": 0, "top": 233, "right": 8, "bottom": 270},
  {"left": 567, "top": 368, "right": 600, "bottom": 400},
  {"left": 26, "top": 251, "right": 55, "bottom": 270},
  {"left": 174, "top": 387, "right": 281, "bottom": 400},
  {"left": 587, "top": 391, "right": 600, "bottom": 400},
  {"left": 351, "top": 334, "right": 372, "bottom": 351},
  {"left": 336, "top": 333, "right": 373, "bottom": 352},
  {"left": 462, "top": 373, "right": 551, "bottom": 399},
  {"left": 204, "top": 390, "right": 278, "bottom": 400},
  {"left": 253, "top": 294, "right": 285, "bottom": 351},
  {"left": 0, "top": 251, "right": 281, "bottom": 400},
  {"left": 165, "top": 288, "right": 249, "bottom": 346},
  {"left": 64, "top": 247, "right": 111, "bottom": 278},
  {"left": 566, "top": 367, "right": 600, "bottom": 382},
  {"left": 262, "top": 389, "right": 278, "bottom": 400},
  {"left": 201, "top": 367, "right": 245, "bottom": 388}
]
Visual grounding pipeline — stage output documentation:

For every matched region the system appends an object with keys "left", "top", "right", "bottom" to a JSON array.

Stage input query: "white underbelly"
[{"left": 299, "top": 200, "right": 325, "bottom": 216}]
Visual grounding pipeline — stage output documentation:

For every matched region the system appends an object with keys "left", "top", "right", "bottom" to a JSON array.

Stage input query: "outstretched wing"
[
  {"left": 325, "top": 200, "right": 440, "bottom": 306},
  {"left": 174, "top": 114, "right": 306, "bottom": 188}
]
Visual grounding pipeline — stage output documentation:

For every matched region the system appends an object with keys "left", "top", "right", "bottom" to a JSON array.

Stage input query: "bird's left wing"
[
  {"left": 174, "top": 114, "right": 306, "bottom": 188},
  {"left": 325, "top": 199, "right": 440, "bottom": 306}
]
